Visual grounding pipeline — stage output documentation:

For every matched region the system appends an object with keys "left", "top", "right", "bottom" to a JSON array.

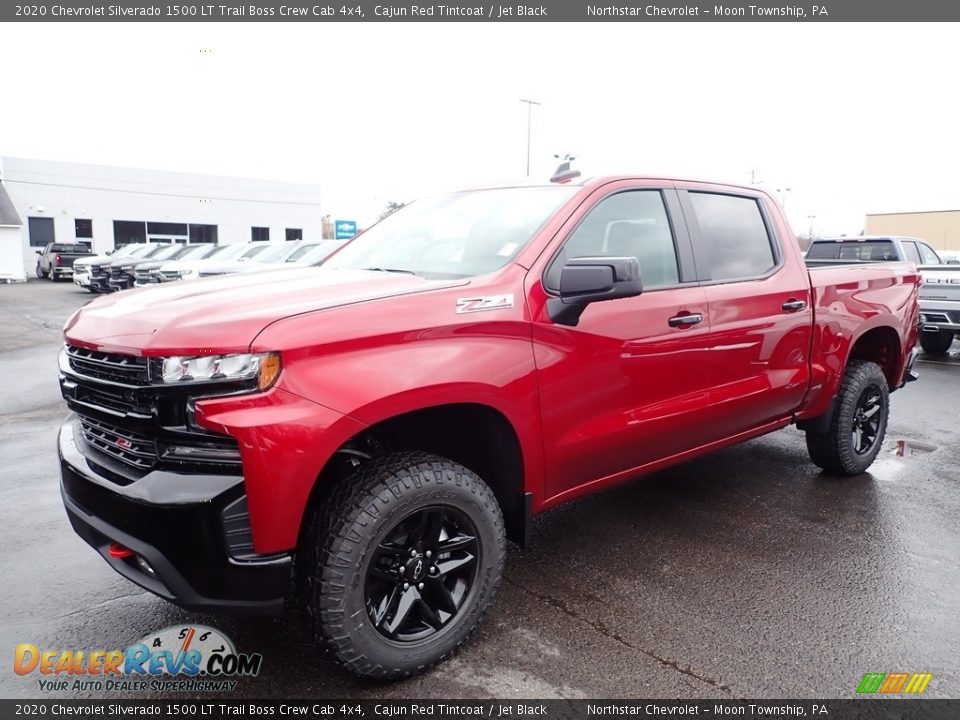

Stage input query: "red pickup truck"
[{"left": 58, "top": 177, "right": 920, "bottom": 679}]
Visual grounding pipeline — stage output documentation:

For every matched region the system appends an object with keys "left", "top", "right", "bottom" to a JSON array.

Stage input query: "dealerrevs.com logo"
[{"left": 14, "top": 625, "right": 262, "bottom": 692}]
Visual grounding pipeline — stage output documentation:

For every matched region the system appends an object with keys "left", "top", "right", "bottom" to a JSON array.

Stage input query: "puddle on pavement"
[{"left": 887, "top": 438, "right": 938, "bottom": 457}]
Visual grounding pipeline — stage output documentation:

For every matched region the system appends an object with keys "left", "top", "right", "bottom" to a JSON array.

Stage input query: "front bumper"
[
  {"left": 73, "top": 272, "right": 91, "bottom": 287},
  {"left": 59, "top": 417, "right": 291, "bottom": 614}
]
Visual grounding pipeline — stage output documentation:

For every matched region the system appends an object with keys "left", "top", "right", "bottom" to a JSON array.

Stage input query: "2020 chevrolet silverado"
[
  {"left": 58, "top": 177, "right": 920, "bottom": 679},
  {"left": 35, "top": 243, "right": 91, "bottom": 281},
  {"left": 918, "top": 265, "right": 960, "bottom": 354}
]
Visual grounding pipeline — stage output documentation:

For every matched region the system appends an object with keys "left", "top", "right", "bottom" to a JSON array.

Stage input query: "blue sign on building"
[{"left": 335, "top": 220, "right": 357, "bottom": 240}]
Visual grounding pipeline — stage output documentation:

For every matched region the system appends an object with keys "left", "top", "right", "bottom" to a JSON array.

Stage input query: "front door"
[{"left": 529, "top": 184, "right": 716, "bottom": 501}]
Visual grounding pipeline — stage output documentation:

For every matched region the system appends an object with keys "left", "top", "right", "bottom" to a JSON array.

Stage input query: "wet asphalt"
[{"left": 0, "top": 279, "right": 957, "bottom": 700}]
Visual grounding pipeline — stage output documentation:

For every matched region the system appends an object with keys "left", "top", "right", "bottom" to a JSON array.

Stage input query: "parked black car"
[{"left": 35, "top": 243, "right": 92, "bottom": 281}]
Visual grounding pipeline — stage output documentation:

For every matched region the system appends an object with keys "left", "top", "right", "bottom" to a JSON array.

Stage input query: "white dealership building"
[{"left": 0, "top": 156, "right": 323, "bottom": 281}]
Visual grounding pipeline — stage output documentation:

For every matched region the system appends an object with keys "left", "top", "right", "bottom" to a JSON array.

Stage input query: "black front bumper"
[{"left": 59, "top": 418, "right": 291, "bottom": 615}]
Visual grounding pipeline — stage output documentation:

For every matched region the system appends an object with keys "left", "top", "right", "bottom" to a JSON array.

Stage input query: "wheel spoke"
[
  {"left": 853, "top": 426, "right": 863, "bottom": 452},
  {"left": 376, "top": 542, "right": 407, "bottom": 559},
  {"left": 418, "top": 595, "right": 443, "bottom": 629},
  {"left": 384, "top": 587, "right": 418, "bottom": 634},
  {"left": 368, "top": 565, "right": 399, "bottom": 583},
  {"left": 437, "top": 533, "right": 476, "bottom": 554},
  {"left": 371, "top": 586, "right": 399, "bottom": 628},
  {"left": 425, "top": 578, "right": 459, "bottom": 615},
  {"left": 436, "top": 553, "right": 476, "bottom": 577},
  {"left": 863, "top": 404, "right": 880, "bottom": 418}
]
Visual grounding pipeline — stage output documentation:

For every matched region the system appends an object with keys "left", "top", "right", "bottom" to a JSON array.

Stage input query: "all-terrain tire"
[
  {"left": 299, "top": 452, "right": 506, "bottom": 680},
  {"left": 919, "top": 330, "right": 954, "bottom": 356},
  {"left": 36, "top": 265, "right": 47, "bottom": 279},
  {"left": 805, "top": 360, "right": 889, "bottom": 476}
]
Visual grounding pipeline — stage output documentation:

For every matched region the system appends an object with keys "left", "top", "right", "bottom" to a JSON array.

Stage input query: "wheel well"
[
  {"left": 306, "top": 403, "right": 527, "bottom": 545},
  {"left": 849, "top": 326, "right": 901, "bottom": 387}
]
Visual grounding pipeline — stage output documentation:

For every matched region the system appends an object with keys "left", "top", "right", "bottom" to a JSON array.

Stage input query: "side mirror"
[
  {"left": 547, "top": 256, "right": 643, "bottom": 327},
  {"left": 35, "top": 250, "right": 42, "bottom": 255}
]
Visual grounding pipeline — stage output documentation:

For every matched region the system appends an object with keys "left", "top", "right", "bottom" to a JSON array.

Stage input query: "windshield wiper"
[{"left": 361, "top": 267, "right": 418, "bottom": 275}]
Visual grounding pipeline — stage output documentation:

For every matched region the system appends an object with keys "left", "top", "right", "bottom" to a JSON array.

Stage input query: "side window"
[
  {"left": 688, "top": 192, "right": 776, "bottom": 281},
  {"left": 917, "top": 243, "right": 941, "bottom": 264},
  {"left": 901, "top": 241, "right": 922, "bottom": 264},
  {"left": 546, "top": 190, "right": 680, "bottom": 290}
]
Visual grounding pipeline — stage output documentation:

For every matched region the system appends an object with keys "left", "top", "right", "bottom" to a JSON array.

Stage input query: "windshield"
[
  {"left": 152, "top": 244, "right": 187, "bottom": 261},
  {"left": 207, "top": 244, "right": 248, "bottom": 261},
  {"left": 240, "top": 245, "right": 269, "bottom": 260},
  {"left": 325, "top": 187, "right": 577, "bottom": 278},
  {"left": 177, "top": 244, "right": 215, "bottom": 260},
  {"left": 298, "top": 241, "right": 345, "bottom": 265},
  {"left": 285, "top": 243, "right": 321, "bottom": 262},
  {"left": 807, "top": 240, "right": 896, "bottom": 261},
  {"left": 247, "top": 243, "right": 295, "bottom": 263}
]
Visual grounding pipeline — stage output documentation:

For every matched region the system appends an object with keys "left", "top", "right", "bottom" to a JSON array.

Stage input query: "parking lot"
[{"left": 1, "top": 278, "right": 957, "bottom": 700}]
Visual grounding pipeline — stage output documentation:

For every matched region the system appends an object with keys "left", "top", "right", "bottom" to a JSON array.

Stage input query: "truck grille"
[
  {"left": 67, "top": 345, "right": 151, "bottom": 386},
  {"left": 134, "top": 270, "right": 156, "bottom": 283},
  {"left": 78, "top": 415, "right": 159, "bottom": 471},
  {"left": 160, "top": 270, "right": 181, "bottom": 281}
]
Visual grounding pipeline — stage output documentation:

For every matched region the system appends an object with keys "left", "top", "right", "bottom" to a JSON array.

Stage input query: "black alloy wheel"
[
  {"left": 301, "top": 452, "right": 505, "bottom": 679},
  {"left": 851, "top": 385, "right": 883, "bottom": 455},
  {"left": 365, "top": 506, "right": 479, "bottom": 642}
]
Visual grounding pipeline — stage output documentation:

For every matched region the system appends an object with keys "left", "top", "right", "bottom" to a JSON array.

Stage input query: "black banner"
[
  {"left": 0, "top": 700, "right": 956, "bottom": 720},
  {"left": 5, "top": 0, "right": 960, "bottom": 22}
]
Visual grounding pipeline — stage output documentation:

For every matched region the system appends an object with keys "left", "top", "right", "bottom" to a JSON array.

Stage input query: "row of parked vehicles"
[{"left": 67, "top": 239, "right": 345, "bottom": 293}]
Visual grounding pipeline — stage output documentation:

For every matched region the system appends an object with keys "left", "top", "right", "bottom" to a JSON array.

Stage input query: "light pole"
[
  {"left": 520, "top": 98, "right": 541, "bottom": 177},
  {"left": 807, "top": 215, "right": 816, "bottom": 239},
  {"left": 777, "top": 187, "right": 792, "bottom": 209}
]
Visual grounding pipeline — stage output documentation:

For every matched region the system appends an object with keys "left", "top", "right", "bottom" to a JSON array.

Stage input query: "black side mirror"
[{"left": 547, "top": 256, "right": 643, "bottom": 326}]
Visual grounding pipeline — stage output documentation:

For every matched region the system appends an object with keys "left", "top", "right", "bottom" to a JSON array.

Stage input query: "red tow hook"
[{"left": 109, "top": 543, "right": 134, "bottom": 559}]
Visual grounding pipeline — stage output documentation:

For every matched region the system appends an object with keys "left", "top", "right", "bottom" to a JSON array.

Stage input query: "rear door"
[{"left": 677, "top": 185, "right": 813, "bottom": 439}]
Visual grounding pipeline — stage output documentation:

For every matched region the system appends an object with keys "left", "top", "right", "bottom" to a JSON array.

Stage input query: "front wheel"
[
  {"left": 300, "top": 452, "right": 506, "bottom": 679},
  {"left": 36, "top": 265, "right": 47, "bottom": 279},
  {"left": 919, "top": 330, "right": 954, "bottom": 356},
  {"left": 806, "top": 360, "right": 889, "bottom": 475}
]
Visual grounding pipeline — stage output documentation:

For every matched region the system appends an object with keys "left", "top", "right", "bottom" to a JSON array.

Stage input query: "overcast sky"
[{"left": 2, "top": 22, "right": 958, "bottom": 232}]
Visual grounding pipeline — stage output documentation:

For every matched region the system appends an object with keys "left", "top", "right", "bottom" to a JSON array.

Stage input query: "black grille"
[
  {"left": 160, "top": 271, "right": 181, "bottom": 281},
  {"left": 78, "top": 415, "right": 159, "bottom": 471},
  {"left": 67, "top": 345, "right": 150, "bottom": 386}
]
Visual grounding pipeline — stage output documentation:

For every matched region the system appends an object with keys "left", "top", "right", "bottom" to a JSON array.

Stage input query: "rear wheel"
[
  {"left": 805, "top": 360, "right": 889, "bottom": 476},
  {"left": 919, "top": 330, "right": 954, "bottom": 356},
  {"left": 300, "top": 452, "right": 505, "bottom": 679}
]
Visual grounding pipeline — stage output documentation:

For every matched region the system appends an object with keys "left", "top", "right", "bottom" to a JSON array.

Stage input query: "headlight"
[{"left": 159, "top": 352, "right": 281, "bottom": 390}]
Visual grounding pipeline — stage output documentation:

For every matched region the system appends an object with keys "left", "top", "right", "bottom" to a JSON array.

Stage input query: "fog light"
[{"left": 162, "top": 445, "right": 242, "bottom": 463}]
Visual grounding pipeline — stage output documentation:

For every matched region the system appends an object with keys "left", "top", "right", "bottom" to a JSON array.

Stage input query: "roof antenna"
[{"left": 550, "top": 154, "right": 580, "bottom": 184}]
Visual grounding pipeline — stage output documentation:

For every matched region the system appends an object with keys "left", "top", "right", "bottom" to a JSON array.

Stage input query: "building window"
[
  {"left": 189, "top": 224, "right": 218, "bottom": 244},
  {"left": 285, "top": 228, "right": 303, "bottom": 242},
  {"left": 28, "top": 217, "right": 55, "bottom": 247},
  {"left": 252, "top": 227, "right": 270, "bottom": 241},
  {"left": 113, "top": 220, "right": 146, "bottom": 247},
  {"left": 146, "top": 222, "right": 189, "bottom": 237},
  {"left": 75, "top": 219, "right": 93, "bottom": 239}
]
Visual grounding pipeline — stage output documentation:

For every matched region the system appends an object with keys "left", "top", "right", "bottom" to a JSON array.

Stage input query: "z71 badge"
[{"left": 456, "top": 294, "right": 515, "bottom": 314}]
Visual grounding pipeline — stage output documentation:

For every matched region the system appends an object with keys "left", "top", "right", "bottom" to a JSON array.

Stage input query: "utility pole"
[
  {"left": 520, "top": 99, "right": 541, "bottom": 177},
  {"left": 747, "top": 168, "right": 762, "bottom": 185},
  {"left": 807, "top": 215, "right": 816, "bottom": 239}
]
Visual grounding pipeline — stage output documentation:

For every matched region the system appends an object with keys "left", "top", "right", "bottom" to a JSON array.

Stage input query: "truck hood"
[{"left": 65, "top": 267, "right": 468, "bottom": 355}]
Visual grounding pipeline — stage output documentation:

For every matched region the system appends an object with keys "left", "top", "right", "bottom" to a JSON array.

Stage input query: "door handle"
[
  {"left": 668, "top": 312, "right": 704, "bottom": 328},
  {"left": 782, "top": 299, "right": 807, "bottom": 312}
]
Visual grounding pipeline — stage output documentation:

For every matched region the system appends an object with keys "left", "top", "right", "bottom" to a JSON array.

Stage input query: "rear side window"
[
  {"left": 546, "top": 190, "right": 680, "bottom": 290},
  {"left": 917, "top": 243, "right": 941, "bottom": 264},
  {"left": 901, "top": 241, "right": 922, "bottom": 264},
  {"left": 688, "top": 193, "right": 776, "bottom": 281}
]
